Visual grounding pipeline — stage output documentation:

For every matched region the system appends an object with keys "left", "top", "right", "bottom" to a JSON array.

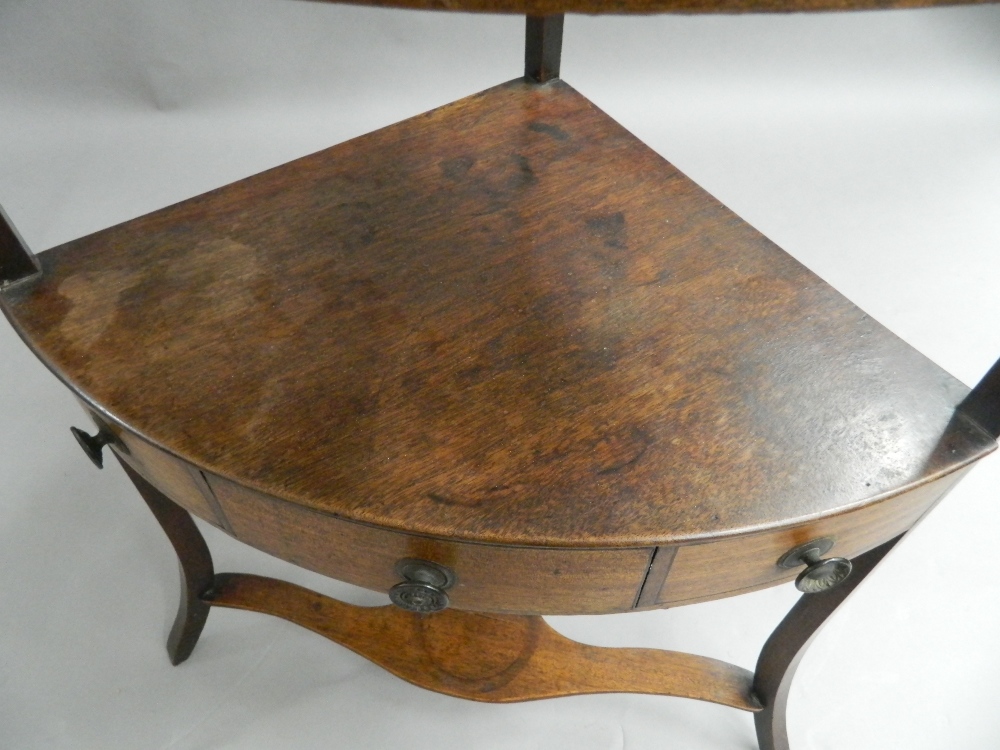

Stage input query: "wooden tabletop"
[{"left": 3, "top": 79, "right": 992, "bottom": 547}]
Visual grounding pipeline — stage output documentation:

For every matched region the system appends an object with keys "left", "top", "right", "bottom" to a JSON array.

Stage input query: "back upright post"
[
  {"left": 958, "top": 359, "right": 1000, "bottom": 439},
  {"left": 0, "top": 204, "right": 40, "bottom": 287},
  {"left": 525, "top": 15, "right": 564, "bottom": 83}
]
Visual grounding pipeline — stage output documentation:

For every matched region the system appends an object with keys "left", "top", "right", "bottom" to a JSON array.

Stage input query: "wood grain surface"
[
  {"left": 2, "top": 79, "right": 992, "bottom": 552},
  {"left": 310, "top": 0, "right": 997, "bottom": 16},
  {"left": 207, "top": 572, "right": 761, "bottom": 709}
]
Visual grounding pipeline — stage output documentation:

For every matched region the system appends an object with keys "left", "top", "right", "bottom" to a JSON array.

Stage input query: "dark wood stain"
[{"left": 1, "top": 79, "right": 993, "bottom": 554}]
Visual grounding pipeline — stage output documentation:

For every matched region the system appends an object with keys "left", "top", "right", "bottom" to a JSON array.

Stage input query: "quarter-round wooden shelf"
[{"left": 2, "top": 78, "right": 993, "bottom": 618}]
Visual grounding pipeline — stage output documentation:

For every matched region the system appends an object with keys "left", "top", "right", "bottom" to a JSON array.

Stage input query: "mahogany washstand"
[{"left": 2, "top": 4, "right": 998, "bottom": 749}]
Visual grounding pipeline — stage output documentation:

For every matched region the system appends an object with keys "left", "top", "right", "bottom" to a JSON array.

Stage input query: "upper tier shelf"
[
  {"left": 310, "top": 0, "right": 996, "bottom": 14},
  {"left": 1, "top": 79, "right": 993, "bottom": 547}
]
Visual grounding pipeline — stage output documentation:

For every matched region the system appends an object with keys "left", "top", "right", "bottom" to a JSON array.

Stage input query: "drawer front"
[
  {"left": 638, "top": 469, "right": 969, "bottom": 608},
  {"left": 208, "top": 474, "right": 653, "bottom": 615}
]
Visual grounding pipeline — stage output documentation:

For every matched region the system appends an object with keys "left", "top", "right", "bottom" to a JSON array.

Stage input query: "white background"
[{"left": 1, "top": 1, "right": 999, "bottom": 748}]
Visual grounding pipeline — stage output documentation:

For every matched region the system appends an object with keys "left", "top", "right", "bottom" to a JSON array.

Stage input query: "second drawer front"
[{"left": 641, "top": 469, "right": 968, "bottom": 608}]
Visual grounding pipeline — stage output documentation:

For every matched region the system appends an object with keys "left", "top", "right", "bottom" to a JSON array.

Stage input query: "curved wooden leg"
[
  {"left": 752, "top": 535, "right": 902, "bottom": 750},
  {"left": 117, "top": 458, "right": 215, "bottom": 666}
]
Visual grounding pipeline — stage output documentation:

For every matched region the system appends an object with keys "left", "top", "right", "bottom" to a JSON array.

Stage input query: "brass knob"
[
  {"left": 70, "top": 425, "right": 126, "bottom": 469},
  {"left": 389, "top": 581, "right": 450, "bottom": 613},
  {"left": 778, "top": 538, "right": 853, "bottom": 594},
  {"left": 388, "top": 559, "right": 455, "bottom": 613}
]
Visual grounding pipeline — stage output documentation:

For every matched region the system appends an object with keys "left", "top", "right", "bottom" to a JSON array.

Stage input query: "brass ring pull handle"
[
  {"left": 70, "top": 425, "right": 127, "bottom": 469},
  {"left": 777, "top": 538, "right": 853, "bottom": 594},
  {"left": 388, "top": 559, "right": 456, "bottom": 613}
]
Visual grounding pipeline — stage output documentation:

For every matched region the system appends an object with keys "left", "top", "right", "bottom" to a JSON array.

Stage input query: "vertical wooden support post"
[
  {"left": 0, "top": 204, "right": 41, "bottom": 287},
  {"left": 118, "top": 459, "right": 216, "bottom": 666},
  {"left": 752, "top": 535, "right": 901, "bottom": 750},
  {"left": 958, "top": 360, "right": 1000, "bottom": 438},
  {"left": 525, "top": 15, "right": 564, "bottom": 83}
]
